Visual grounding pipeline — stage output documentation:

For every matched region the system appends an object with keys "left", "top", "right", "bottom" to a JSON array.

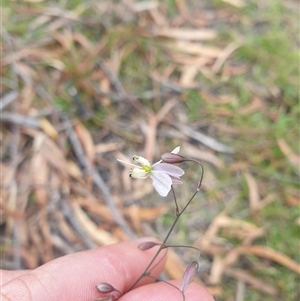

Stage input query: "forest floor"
[{"left": 1, "top": 1, "right": 299, "bottom": 300}]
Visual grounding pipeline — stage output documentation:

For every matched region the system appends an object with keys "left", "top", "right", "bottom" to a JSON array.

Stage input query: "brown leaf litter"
[{"left": 1, "top": 1, "right": 298, "bottom": 299}]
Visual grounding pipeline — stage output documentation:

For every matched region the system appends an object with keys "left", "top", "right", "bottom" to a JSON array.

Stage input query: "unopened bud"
[
  {"left": 180, "top": 261, "right": 199, "bottom": 293},
  {"left": 138, "top": 241, "right": 159, "bottom": 250},
  {"left": 161, "top": 152, "right": 186, "bottom": 164},
  {"left": 96, "top": 282, "right": 120, "bottom": 294},
  {"left": 94, "top": 296, "right": 117, "bottom": 301}
]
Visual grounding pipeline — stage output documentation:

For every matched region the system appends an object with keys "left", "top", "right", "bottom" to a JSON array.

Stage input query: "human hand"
[{"left": 1, "top": 238, "right": 214, "bottom": 301}]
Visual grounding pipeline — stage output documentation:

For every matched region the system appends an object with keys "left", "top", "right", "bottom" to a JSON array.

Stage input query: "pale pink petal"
[
  {"left": 150, "top": 171, "right": 172, "bottom": 197},
  {"left": 151, "top": 158, "right": 163, "bottom": 167},
  {"left": 153, "top": 163, "right": 184, "bottom": 178}
]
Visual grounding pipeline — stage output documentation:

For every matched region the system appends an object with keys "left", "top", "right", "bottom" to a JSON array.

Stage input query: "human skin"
[{"left": 1, "top": 238, "right": 214, "bottom": 301}]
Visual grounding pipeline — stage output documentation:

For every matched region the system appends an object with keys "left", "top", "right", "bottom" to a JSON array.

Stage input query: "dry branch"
[{"left": 64, "top": 118, "right": 135, "bottom": 239}]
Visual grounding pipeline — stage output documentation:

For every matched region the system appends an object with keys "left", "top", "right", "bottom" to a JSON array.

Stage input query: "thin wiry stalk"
[
  {"left": 171, "top": 185, "right": 179, "bottom": 216},
  {"left": 126, "top": 159, "right": 204, "bottom": 292},
  {"left": 146, "top": 274, "right": 185, "bottom": 300},
  {"left": 163, "top": 244, "right": 201, "bottom": 261}
]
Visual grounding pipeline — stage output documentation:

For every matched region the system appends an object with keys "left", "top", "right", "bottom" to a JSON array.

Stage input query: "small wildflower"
[
  {"left": 117, "top": 147, "right": 184, "bottom": 197},
  {"left": 180, "top": 261, "right": 199, "bottom": 293}
]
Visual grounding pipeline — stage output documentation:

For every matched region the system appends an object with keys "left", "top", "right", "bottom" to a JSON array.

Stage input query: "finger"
[
  {"left": 2, "top": 238, "right": 166, "bottom": 301},
  {"left": 2, "top": 270, "right": 30, "bottom": 285},
  {"left": 119, "top": 281, "right": 214, "bottom": 301}
]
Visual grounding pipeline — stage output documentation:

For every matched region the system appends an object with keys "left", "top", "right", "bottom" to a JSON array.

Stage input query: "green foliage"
[
  {"left": 53, "top": 96, "right": 70, "bottom": 112},
  {"left": 184, "top": 90, "right": 203, "bottom": 121},
  {"left": 173, "top": 2, "right": 299, "bottom": 300}
]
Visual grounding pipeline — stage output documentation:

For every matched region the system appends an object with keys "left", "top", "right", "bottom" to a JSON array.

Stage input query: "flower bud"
[
  {"left": 96, "top": 282, "right": 120, "bottom": 294},
  {"left": 161, "top": 152, "right": 186, "bottom": 164},
  {"left": 179, "top": 261, "right": 199, "bottom": 293},
  {"left": 138, "top": 241, "right": 159, "bottom": 250},
  {"left": 94, "top": 296, "right": 117, "bottom": 301}
]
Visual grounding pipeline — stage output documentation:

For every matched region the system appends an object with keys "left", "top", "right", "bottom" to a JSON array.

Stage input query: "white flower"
[{"left": 117, "top": 147, "right": 184, "bottom": 197}]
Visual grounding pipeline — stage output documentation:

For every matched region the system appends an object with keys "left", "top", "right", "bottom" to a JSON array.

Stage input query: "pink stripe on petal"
[
  {"left": 150, "top": 171, "right": 172, "bottom": 197},
  {"left": 169, "top": 176, "right": 182, "bottom": 184}
]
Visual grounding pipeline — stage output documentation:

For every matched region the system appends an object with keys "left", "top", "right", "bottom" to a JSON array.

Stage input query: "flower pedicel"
[{"left": 94, "top": 146, "right": 204, "bottom": 301}]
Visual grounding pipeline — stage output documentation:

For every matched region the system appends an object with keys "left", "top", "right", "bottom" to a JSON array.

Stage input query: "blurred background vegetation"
[{"left": 1, "top": 0, "right": 299, "bottom": 300}]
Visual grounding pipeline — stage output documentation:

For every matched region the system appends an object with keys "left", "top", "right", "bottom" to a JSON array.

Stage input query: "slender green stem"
[
  {"left": 126, "top": 159, "right": 204, "bottom": 292},
  {"left": 171, "top": 185, "right": 179, "bottom": 216},
  {"left": 147, "top": 244, "right": 200, "bottom": 275}
]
